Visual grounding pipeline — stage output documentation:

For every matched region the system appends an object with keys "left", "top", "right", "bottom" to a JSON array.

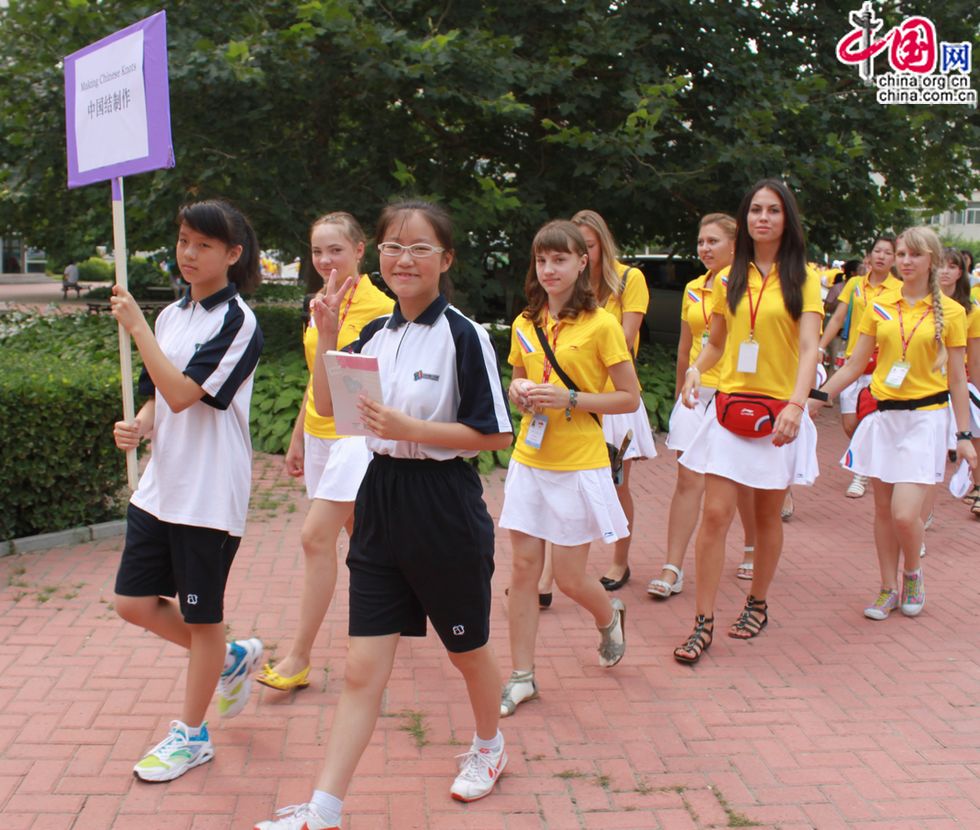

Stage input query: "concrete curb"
[{"left": 1, "top": 519, "right": 126, "bottom": 557}]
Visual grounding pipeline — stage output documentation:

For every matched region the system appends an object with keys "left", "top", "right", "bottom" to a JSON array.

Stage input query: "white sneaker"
[
  {"left": 845, "top": 474, "right": 868, "bottom": 498},
  {"left": 254, "top": 803, "right": 337, "bottom": 830},
  {"left": 450, "top": 739, "right": 508, "bottom": 802},
  {"left": 133, "top": 720, "right": 213, "bottom": 782},
  {"left": 598, "top": 598, "right": 626, "bottom": 667},
  {"left": 500, "top": 670, "right": 538, "bottom": 717},
  {"left": 217, "top": 638, "right": 263, "bottom": 718}
]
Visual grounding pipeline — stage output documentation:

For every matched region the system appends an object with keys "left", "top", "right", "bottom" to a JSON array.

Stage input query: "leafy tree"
[{"left": 1, "top": 0, "right": 977, "bottom": 318}]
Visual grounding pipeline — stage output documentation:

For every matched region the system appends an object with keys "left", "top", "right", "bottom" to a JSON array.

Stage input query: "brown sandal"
[
  {"left": 674, "top": 615, "right": 714, "bottom": 665},
  {"left": 728, "top": 595, "right": 768, "bottom": 639}
]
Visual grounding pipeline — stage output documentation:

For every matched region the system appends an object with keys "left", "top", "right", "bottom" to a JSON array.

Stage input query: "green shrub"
[
  {"left": 249, "top": 282, "right": 305, "bottom": 304},
  {"left": 253, "top": 303, "right": 307, "bottom": 358},
  {"left": 86, "top": 257, "right": 170, "bottom": 300},
  {"left": 0, "top": 352, "right": 127, "bottom": 540},
  {"left": 77, "top": 256, "right": 113, "bottom": 283},
  {"left": 250, "top": 350, "right": 308, "bottom": 453}
]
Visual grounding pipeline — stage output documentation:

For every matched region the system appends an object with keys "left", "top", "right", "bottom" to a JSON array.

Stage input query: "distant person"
[{"left": 62, "top": 259, "right": 81, "bottom": 298}]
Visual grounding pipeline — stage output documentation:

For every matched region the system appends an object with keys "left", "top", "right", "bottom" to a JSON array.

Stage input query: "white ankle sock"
[
  {"left": 311, "top": 791, "right": 342, "bottom": 826},
  {"left": 473, "top": 730, "right": 502, "bottom": 752}
]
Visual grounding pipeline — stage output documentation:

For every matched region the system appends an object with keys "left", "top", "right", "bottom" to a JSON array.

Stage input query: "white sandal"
[
  {"left": 647, "top": 564, "right": 683, "bottom": 599},
  {"left": 736, "top": 547, "right": 754, "bottom": 580}
]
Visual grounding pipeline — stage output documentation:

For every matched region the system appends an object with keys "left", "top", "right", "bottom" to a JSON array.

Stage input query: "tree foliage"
[{"left": 1, "top": 0, "right": 977, "bottom": 318}]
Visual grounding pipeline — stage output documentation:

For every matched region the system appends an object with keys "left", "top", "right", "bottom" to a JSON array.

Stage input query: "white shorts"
[
  {"left": 839, "top": 373, "right": 873, "bottom": 415},
  {"left": 679, "top": 402, "right": 819, "bottom": 490},
  {"left": 498, "top": 460, "right": 629, "bottom": 546},
  {"left": 665, "top": 386, "right": 715, "bottom": 452},
  {"left": 303, "top": 433, "right": 373, "bottom": 502},
  {"left": 842, "top": 408, "right": 948, "bottom": 485},
  {"left": 603, "top": 399, "right": 657, "bottom": 460}
]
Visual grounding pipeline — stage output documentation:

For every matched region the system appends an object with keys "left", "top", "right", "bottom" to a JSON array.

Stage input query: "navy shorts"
[
  {"left": 115, "top": 503, "right": 240, "bottom": 624},
  {"left": 347, "top": 455, "right": 495, "bottom": 653}
]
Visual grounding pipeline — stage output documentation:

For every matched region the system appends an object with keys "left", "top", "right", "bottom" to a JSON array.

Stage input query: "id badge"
[
  {"left": 884, "top": 360, "right": 910, "bottom": 389},
  {"left": 700, "top": 331, "right": 710, "bottom": 348},
  {"left": 525, "top": 413, "right": 549, "bottom": 449},
  {"left": 737, "top": 339, "right": 760, "bottom": 374}
]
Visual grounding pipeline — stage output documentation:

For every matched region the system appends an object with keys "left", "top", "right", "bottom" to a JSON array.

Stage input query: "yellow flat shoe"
[{"left": 255, "top": 662, "right": 311, "bottom": 691}]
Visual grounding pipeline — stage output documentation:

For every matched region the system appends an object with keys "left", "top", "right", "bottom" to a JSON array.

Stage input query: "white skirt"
[
  {"left": 679, "top": 401, "right": 819, "bottom": 489},
  {"left": 969, "top": 382, "right": 980, "bottom": 433},
  {"left": 603, "top": 400, "right": 657, "bottom": 460},
  {"left": 498, "top": 460, "right": 629, "bottom": 546},
  {"left": 303, "top": 433, "right": 373, "bottom": 502},
  {"left": 839, "top": 373, "right": 873, "bottom": 415},
  {"left": 665, "top": 386, "right": 716, "bottom": 452},
  {"left": 841, "top": 408, "right": 948, "bottom": 485}
]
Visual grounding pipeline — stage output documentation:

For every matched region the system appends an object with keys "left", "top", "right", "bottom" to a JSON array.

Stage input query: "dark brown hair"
[
  {"left": 726, "top": 179, "right": 807, "bottom": 319},
  {"left": 942, "top": 246, "right": 972, "bottom": 313},
  {"left": 522, "top": 220, "right": 597, "bottom": 323},
  {"left": 176, "top": 199, "right": 260, "bottom": 293}
]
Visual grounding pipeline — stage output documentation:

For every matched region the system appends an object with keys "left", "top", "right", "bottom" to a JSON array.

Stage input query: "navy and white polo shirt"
[
  {"left": 131, "top": 284, "right": 263, "bottom": 535},
  {"left": 348, "top": 295, "right": 511, "bottom": 460}
]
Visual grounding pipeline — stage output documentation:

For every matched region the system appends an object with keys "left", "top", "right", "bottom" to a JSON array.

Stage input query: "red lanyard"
[
  {"left": 745, "top": 266, "right": 772, "bottom": 340},
  {"left": 896, "top": 301, "right": 932, "bottom": 361},
  {"left": 541, "top": 317, "right": 561, "bottom": 383},
  {"left": 699, "top": 284, "right": 711, "bottom": 329},
  {"left": 337, "top": 277, "right": 359, "bottom": 330}
]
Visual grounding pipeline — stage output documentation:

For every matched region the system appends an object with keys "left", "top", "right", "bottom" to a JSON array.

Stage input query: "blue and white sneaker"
[
  {"left": 134, "top": 720, "right": 213, "bottom": 782},
  {"left": 217, "top": 638, "right": 263, "bottom": 718}
]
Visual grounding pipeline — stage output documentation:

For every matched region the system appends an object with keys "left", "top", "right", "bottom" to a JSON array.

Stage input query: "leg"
[
  {"left": 507, "top": 531, "right": 545, "bottom": 672},
  {"left": 728, "top": 486, "right": 785, "bottom": 639},
  {"left": 270, "top": 499, "right": 352, "bottom": 679},
  {"left": 552, "top": 541, "right": 615, "bottom": 626},
  {"left": 538, "top": 542, "right": 554, "bottom": 597},
  {"left": 115, "top": 594, "right": 192, "bottom": 649},
  {"left": 735, "top": 484, "right": 756, "bottom": 577},
  {"left": 315, "top": 634, "right": 400, "bottom": 797},
  {"left": 602, "top": 460, "right": 633, "bottom": 583},
  {"left": 447, "top": 644, "right": 501, "bottom": 740},
  {"left": 892, "top": 483, "right": 931, "bottom": 573},
  {"left": 183, "top": 622, "right": 227, "bottom": 726},
  {"left": 841, "top": 412, "right": 858, "bottom": 438},
  {"left": 693, "top": 475, "right": 739, "bottom": 618},
  {"left": 871, "top": 479, "right": 900, "bottom": 590},
  {"left": 653, "top": 456, "right": 704, "bottom": 590}
]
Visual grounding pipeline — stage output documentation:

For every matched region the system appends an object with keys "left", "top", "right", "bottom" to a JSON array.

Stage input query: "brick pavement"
[{"left": 1, "top": 418, "right": 978, "bottom": 829}]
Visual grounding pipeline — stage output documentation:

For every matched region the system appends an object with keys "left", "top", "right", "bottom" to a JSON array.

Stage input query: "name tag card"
[
  {"left": 737, "top": 340, "right": 760, "bottom": 374},
  {"left": 525, "top": 413, "right": 549, "bottom": 449},
  {"left": 884, "top": 361, "right": 910, "bottom": 389}
]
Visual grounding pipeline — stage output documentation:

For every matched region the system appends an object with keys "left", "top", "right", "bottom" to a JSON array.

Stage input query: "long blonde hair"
[
  {"left": 571, "top": 209, "right": 621, "bottom": 303},
  {"left": 897, "top": 226, "right": 946, "bottom": 371}
]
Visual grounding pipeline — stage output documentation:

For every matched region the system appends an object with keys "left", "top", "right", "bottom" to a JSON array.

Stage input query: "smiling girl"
[
  {"left": 110, "top": 199, "right": 264, "bottom": 781},
  {"left": 817, "top": 227, "right": 976, "bottom": 619},
  {"left": 497, "top": 220, "right": 640, "bottom": 717},
  {"left": 256, "top": 213, "right": 393, "bottom": 694},
  {"left": 255, "top": 200, "right": 513, "bottom": 830}
]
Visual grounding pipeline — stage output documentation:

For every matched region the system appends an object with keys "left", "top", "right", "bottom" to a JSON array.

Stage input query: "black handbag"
[{"left": 532, "top": 325, "right": 631, "bottom": 484}]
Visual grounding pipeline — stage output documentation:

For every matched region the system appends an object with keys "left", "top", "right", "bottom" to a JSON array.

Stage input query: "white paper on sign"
[
  {"left": 74, "top": 30, "right": 149, "bottom": 173},
  {"left": 322, "top": 350, "right": 383, "bottom": 436}
]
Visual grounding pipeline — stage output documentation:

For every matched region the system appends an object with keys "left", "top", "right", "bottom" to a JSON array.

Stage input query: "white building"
[{"left": 927, "top": 191, "right": 980, "bottom": 243}]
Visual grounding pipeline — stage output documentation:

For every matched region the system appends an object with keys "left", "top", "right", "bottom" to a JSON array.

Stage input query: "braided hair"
[{"left": 898, "top": 227, "right": 946, "bottom": 371}]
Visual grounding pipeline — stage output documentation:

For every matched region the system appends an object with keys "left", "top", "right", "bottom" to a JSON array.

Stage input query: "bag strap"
[
  {"left": 841, "top": 279, "right": 857, "bottom": 341},
  {"left": 533, "top": 325, "right": 602, "bottom": 428}
]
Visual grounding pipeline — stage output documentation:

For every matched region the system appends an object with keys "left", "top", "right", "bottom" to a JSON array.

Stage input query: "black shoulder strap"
[{"left": 534, "top": 325, "right": 602, "bottom": 427}]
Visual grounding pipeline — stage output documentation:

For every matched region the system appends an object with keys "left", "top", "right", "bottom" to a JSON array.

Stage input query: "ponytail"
[
  {"left": 176, "top": 199, "right": 261, "bottom": 294},
  {"left": 929, "top": 267, "right": 947, "bottom": 371},
  {"left": 898, "top": 227, "right": 946, "bottom": 371}
]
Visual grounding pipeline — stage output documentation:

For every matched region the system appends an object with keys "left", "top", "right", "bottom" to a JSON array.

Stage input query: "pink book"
[{"left": 321, "top": 351, "right": 383, "bottom": 436}]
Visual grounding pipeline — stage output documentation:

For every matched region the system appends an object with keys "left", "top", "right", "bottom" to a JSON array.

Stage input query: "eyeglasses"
[{"left": 377, "top": 242, "right": 445, "bottom": 258}]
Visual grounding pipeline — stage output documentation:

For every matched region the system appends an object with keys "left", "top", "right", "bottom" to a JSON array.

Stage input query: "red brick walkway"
[{"left": 1, "top": 418, "right": 978, "bottom": 829}]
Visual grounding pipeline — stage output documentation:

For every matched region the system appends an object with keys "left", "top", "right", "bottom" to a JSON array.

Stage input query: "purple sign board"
[{"left": 64, "top": 10, "right": 174, "bottom": 188}]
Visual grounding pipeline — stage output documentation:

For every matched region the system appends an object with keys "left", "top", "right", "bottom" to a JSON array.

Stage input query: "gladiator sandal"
[
  {"left": 728, "top": 595, "right": 768, "bottom": 639},
  {"left": 673, "top": 615, "right": 714, "bottom": 665}
]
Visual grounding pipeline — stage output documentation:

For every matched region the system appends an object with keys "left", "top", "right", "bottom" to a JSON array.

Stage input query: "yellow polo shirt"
[
  {"left": 712, "top": 263, "right": 824, "bottom": 400},
  {"left": 858, "top": 292, "right": 966, "bottom": 406},
  {"left": 836, "top": 273, "right": 903, "bottom": 355},
  {"left": 602, "top": 260, "right": 649, "bottom": 354},
  {"left": 681, "top": 272, "right": 721, "bottom": 388},
  {"left": 509, "top": 307, "right": 632, "bottom": 470},
  {"left": 964, "top": 301, "right": 979, "bottom": 373},
  {"left": 971, "top": 284, "right": 980, "bottom": 306},
  {"left": 303, "top": 275, "right": 394, "bottom": 438}
]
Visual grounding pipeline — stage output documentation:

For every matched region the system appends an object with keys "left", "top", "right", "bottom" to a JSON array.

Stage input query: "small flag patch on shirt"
[
  {"left": 872, "top": 303, "right": 892, "bottom": 321},
  {"left": 515, "top": 328, "right": 535, "bottom": 353}
]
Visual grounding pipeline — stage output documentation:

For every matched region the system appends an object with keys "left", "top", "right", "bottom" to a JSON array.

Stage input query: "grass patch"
[
  {"left": 555, "top": 769, "right": 587, "bottom": 780},
  {"left": 710, "top": 785, "right": 760, "bottom": 827},
  {"left": 399, "top": 709, "right": 429, "bottom": 748}
]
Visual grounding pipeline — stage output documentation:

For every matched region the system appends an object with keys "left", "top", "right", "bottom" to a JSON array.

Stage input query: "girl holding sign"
[
  {"left": 110, "top": 199, "right": 264, "bottom": 781},
  {"left": 497, "top": 220, "right": 640, "bottom": 718},
  {"left": 815, "top": 227, "right": 976, "bottom": 619},
  {"left": 256, "top": 200, "right": 512, "bottom": 830},
  {"left": 256, "top": 212, "right": 392, "bottom": 693},
  {"left": 675, "top": 180, "right": 822, "bottom": 664}
]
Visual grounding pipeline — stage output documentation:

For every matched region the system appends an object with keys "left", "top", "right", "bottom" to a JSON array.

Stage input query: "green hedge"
[
  {"left": 77, "top": 256, "right": 113, "bottom": 283},
  {"left": 0, "top": 352, "right": 127, "bottom": 539}
]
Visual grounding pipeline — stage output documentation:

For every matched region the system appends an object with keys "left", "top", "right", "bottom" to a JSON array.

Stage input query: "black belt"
[{"left": 876, "top": 390, "right": 949, "bottom": 411}]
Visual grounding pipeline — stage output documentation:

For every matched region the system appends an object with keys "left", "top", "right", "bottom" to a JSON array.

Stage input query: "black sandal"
[
  {"left": 674, "top": 615, "right": 714, "bottom": 665},
  {"left": 728, "top": 595, "right": 768, "bottom": 639}
]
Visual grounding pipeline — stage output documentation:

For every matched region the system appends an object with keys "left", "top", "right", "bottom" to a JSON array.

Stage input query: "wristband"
[
  {"left": 956, "top": 431, "right": 974, "bottom": 441},
  {"left": 808, "top": 388, "right": 829, "bottom": 402}
]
